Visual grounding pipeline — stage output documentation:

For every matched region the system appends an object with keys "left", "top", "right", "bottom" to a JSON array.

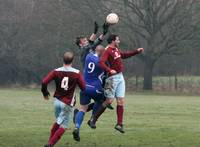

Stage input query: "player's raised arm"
[
  {"left": 41, "top": 71, "right": 55, "bottom": 100},
  {"left": 120, "top": 48, "right": 144, "bottom": 59},
  {"left": 89, "top": 21, "right": 99, "bottom": 42},
  {"left": 90, "top": 22, "right": 110, "bottom": 50}
]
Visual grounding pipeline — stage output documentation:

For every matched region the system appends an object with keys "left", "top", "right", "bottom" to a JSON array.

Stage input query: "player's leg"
[
  {"left": 47, "top": 100, "right": 73, "bottom": 146},
  {"left": 73, "top": 104, "right": 88, "bottom": 141},
  {"left": 101, "top": 94, "right": 114, "bottom": 110},
  {"left": 73, "top": 91, "right": 90, "bottom": 141},
  {"left": 73, "top": 87, "right": 96, "bottom": 124},
  {"left": 115, "top": 98, "right": 125, "bottom": 133},
  {"left": 73, "top": 108, "right": 79, "bottom": 124},
  {"left": 107, "top": 103, "right": 114, "bottom": 110},
  {"left": 115, "top": 74, "right": 126, "bottom": 133},
  {"left": 73, "top": 102, "right": 95, "bottom": 124},
  {"left": 88, "top": 92, "right": 105, "bottom": 125},
  {"left": 102, "top": 77, "right": 114, "bottom": 110},
  {"left": 75, "top": 105, "right": 88, "bottom": 129},
  {"left": 91, "top": 101, "right": 101, "bottom": 117},
  {"left": 47, "top": 98, "right": 61, "bottom": 142},
  {"left": 75, "top": 91, "right": 90, "bottom": 129},
  {"left": 88, "top": 98, "right": 114, "bottom": 129},
  {"left": 89, "top": 91, "right": 105, "bottom": 120},
  {"left": 87, "top": 102, "right": 95, "bottom": 112},
  {"left": 88, "top": 76, "right": 117, "bottom": 128}
]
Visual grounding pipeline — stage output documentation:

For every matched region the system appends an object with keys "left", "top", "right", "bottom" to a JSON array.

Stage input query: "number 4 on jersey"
[{"left": 61, "top": 77, "right": 69, "bottom": 90}]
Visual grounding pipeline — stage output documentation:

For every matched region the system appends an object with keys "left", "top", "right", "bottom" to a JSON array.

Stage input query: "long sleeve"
[
  {"left": 120, "top": 49, "right": 140, "bottom": 59},
  {"left": 99, "top": 50, "right": 111, "bottom": 73},
  {"left": 41, "top": 71, "right": 55, "bottom": 96},
  {"left": 90, "top": 37, "right": 103, "bottom": 50}
]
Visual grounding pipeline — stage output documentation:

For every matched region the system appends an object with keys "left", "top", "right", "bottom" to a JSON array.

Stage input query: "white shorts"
[
  {"left": 54, "top": 98, "right": 73, "bottom": 129},
  {"left": 104, "top": 72, "right": 125, "bottom": 99}
]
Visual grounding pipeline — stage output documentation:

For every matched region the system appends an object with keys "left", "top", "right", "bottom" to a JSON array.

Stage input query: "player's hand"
[
  {"left": 43, "top": 91, "right": 50, "bottom": 100},
  {"left": 94, "top": 21, "right": 99, "bottom": 34},
  {"left": 110, "top": 69, "right": 117, "bottom": 75},
  {"left": 99, "top": 34, "right": 104, "bottom": 41},
  {"left": 102, "top": 22, "right": 110, "bottom": 35},
  {"left": 137, "top": 48, "right": 144, "bottom": 53},
  {"left": 43, "top": 96, "right": 49, "bottom": 100}
]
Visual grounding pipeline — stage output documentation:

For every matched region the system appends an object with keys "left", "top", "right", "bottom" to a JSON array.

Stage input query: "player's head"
[
  {"left": 63, "top": 51, "right": 74, "bottom": 66},
  {"left": 107, "top": 34, "right": 120, "bottom": 47},
  {"left": 76, "top": 36, "right": 89, "bottom": 47},
  {"left": 95, "top": 45, "right": 105, "bottom": 56}
]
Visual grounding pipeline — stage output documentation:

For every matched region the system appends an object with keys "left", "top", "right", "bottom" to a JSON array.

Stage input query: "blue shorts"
[
  {"left": 104, "top": 72, "right": 125, "bottom": 99},
  {"left": 80, "top": 85, "right": 105, "bottom": 105},
  {"left": 54, "top": 98, "right": 73, "bottom": 129}
]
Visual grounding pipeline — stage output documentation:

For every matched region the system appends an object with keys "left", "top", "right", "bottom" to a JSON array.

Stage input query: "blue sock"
[
  {"left": 75, "top": 111, "right": 85, "bottom": 129},
  {"left": 92, "top": 102, "right": 101, "bottom": 116}
]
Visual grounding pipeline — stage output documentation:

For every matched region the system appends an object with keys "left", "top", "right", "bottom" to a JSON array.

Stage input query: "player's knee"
[
  {"left": 79, "top": 105, "right": 88, "bottom": 112},
  {"left": 105, "top": 98, "right": 113, "bottom": 105},
  {"left": 117, "top": 98, "right": 124, "bottom": 106},
  {"left": 60, "top": 124, "right": 68, "bottom": 130}
]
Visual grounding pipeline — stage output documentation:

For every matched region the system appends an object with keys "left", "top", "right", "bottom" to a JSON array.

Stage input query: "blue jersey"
[
  {"left": 80, "top": 38, "right": 102, "bottom": 67},
  {"left": 83, "top": 52, "right": 105, "bottom": 90}
]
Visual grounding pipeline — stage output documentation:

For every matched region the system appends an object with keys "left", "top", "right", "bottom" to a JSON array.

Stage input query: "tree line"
[{"left": 0, "top": 0, "right": 199, "bottom": 90}]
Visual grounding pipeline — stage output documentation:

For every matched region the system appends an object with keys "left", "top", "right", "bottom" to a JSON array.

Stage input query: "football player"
[
  {"left": 73, "top": 45, "right": 106, "bottom": 141},
  {"left": 73, "top": 22, "right": 113, "bottom": 121},
  {"left": 41, "top": 52, "right": 85, "bottom": 147},
  {"left": 88, "top": 34, "right": 144, "bottom": 133},
  {"left": 76, "top": 22, "right": 109, "bottom": 66}
]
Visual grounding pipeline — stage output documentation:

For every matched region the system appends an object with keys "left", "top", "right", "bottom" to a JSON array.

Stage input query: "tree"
[
  {"left": 0, "top": 0, "right": 199, "bottom": 86},
  {"left": 73, "top": 0, "right": 200, "bottom": 90},
  {"left": 121, "top": 0, "right": 200, "bottom": 89}
]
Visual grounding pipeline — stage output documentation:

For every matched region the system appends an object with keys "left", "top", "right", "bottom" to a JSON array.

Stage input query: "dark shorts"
[{"left": 80, "top": 86, "right": 105, "bottom": 105}]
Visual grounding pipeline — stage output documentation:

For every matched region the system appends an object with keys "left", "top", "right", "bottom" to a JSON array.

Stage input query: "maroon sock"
[
  {"left": 48, "top": 127, "right": 65, "bottom": 146},
  {"left": 117, "top": 105, "right": 124, "bottom": 125},
  {"left": 48, "top": 122, "right": 60, "bottom": 142}
]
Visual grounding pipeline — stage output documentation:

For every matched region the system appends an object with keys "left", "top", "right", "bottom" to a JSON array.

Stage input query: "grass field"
[
  {"left": 0, "top": 89, "right": 200, "bottom": 147},
  {"left": 126, "top": 76, "right": 200, "bottom": 94}
]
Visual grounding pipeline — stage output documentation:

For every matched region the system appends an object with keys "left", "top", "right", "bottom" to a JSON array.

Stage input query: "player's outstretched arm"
[
  {"left": 90, "top": 22, "right": 110, "bottom": 50},
  {"left": 120, "top": 48, "right": 144, "bottom": 59},
  {"left": 102, "top": 22, "right": 110, "bottom": 36},
  {"left": 41, "top": 71, "right": 55, "bottom": 100},
  {"left": 89, "top": 21, "right": 99, "bottom": 42}
]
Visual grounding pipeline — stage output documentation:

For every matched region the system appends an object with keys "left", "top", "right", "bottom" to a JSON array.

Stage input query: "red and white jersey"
[
  {"left": 42, "top": 66, "right": 85, "bottom": 106},
  {"left": 99, "top": 46, "right": 140, "bottom": 75}
]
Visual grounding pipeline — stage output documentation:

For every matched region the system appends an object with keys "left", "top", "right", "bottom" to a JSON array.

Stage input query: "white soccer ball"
[{"left": 106, "top": 13, "right": 119, "bottom": 25}]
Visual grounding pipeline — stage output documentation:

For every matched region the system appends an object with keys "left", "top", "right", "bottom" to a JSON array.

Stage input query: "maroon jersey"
[
  {"left": 42, "top": 66, "right": 85, "bottom": 106},
  {"left": 99, "top": 46, "right": 139, "bottom": 74}
]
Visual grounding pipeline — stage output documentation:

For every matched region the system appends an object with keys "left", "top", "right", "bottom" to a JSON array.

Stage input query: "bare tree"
[
  {"left": 72, "top": 0, "right": 200, "bottom": 90},
  {"left": 0, "top": 0, "right": 199, "bottom": 86},
  {"left": 121, "top": 0, "right": 200, "bottom": 89}
]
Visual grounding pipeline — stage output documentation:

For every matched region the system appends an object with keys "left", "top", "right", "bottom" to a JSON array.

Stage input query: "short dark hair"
[
  {"left": 63, "top": 52, "right": 74, "bottom": 64},
  {"left": 75, "top": 36, "right": 84, "bottom": 47},
  {"left": 107, "top": 34, "right": 118, "bottom": 44}
]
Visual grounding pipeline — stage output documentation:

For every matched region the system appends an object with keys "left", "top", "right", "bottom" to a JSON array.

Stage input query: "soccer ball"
[{"left": 106, "top": 13, "right": 119, "bottom": 25}]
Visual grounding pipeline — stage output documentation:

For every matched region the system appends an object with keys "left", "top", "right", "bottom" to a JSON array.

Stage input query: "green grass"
[
  {"left": 126, "top": 76, "right": 200, "bottom": 94},
  {"left": 0, "top": 89, "right": 200, "bottom": 147}
]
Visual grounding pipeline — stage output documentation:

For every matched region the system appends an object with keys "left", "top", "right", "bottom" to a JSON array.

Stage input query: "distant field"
[
  {"left": 0, "top": 89, "right": 200, "bottom": 147},
  {"left": 126, "top": 76, "right": 200, "bottom": 94}
]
